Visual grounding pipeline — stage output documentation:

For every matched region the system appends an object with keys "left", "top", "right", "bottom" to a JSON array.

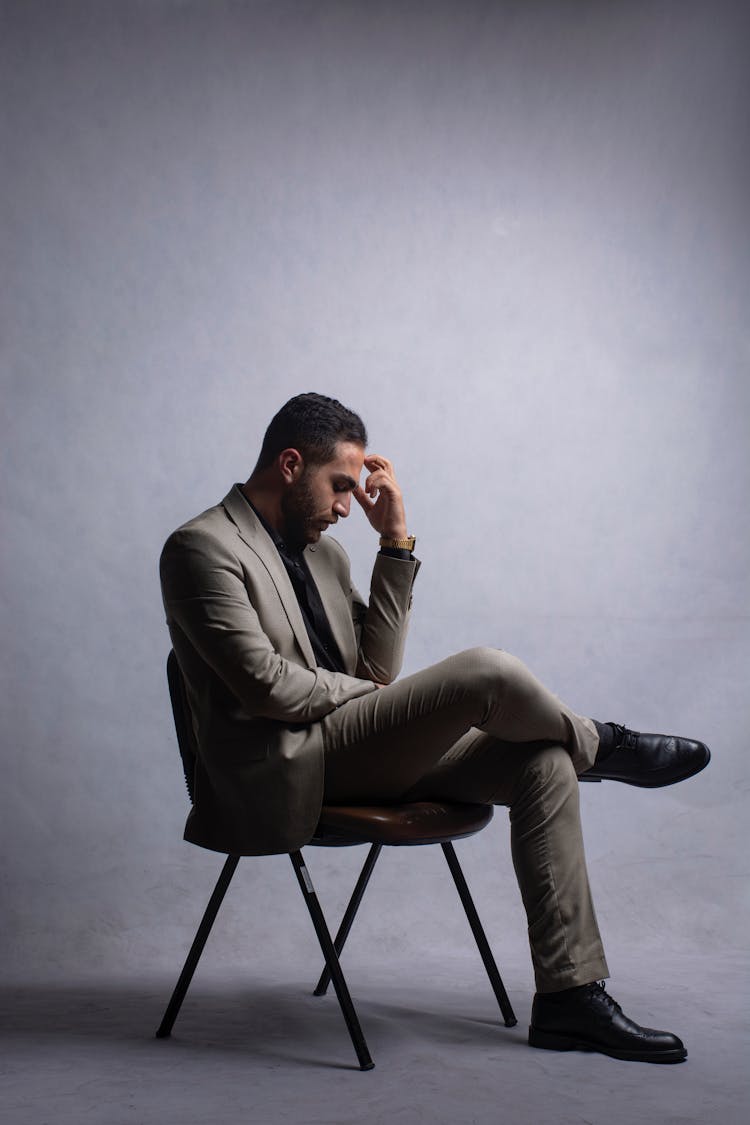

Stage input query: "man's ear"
[{"left": 278, "top": 448, "right": 304, "bottom": 484}]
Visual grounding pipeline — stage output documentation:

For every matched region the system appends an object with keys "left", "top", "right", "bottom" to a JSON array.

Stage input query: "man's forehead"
[{"left": 328, "top": 441, "right": 365, "bottom": 478}]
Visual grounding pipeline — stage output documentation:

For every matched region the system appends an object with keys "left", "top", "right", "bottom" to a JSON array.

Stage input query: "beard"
[{"left": 280, "top": 473, "right": 325, "bottom": 549}]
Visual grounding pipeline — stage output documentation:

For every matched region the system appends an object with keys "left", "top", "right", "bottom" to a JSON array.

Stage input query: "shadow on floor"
[{"left": 0, "top": 976, "right": 527, "bottom": 1071}]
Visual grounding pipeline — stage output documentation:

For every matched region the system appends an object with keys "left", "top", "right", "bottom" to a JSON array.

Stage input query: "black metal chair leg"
[
  {"left": 313, "top": 843, "right": 382, "bottom": 997},
  {"left": 156, "top": 854, "right": 240, "bottom": 1038},
  {"left": 441, "top": 842, "right": 518, "bottom": 1027},
  {"left": 290, "top": 851, "right": 375, "bottom": 1071}
]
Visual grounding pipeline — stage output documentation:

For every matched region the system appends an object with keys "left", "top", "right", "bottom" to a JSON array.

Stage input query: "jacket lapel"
[{"left": 221, "top": 486, "right": 317, "bottom": 669}]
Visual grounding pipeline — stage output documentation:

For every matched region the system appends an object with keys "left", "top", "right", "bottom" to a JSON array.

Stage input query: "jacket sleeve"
[
  {"left": 160, "top": 528, "right": 378, "bottom": 724},
  {"left": 353, "top": 552, "right": 421, "bottom": 685}
]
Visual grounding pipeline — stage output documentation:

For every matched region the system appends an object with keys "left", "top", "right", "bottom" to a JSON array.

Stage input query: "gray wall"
[{"left": 2, "top": 0, "right": 748, "bottom": 982}]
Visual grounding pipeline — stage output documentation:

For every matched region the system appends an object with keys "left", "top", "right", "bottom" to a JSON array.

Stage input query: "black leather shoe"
[
  {"left": 529, "top": 981, "right": 687, "bottom": 1063},
  {"left": 581, "top": 724, "right": 710, "bottom": 788}
]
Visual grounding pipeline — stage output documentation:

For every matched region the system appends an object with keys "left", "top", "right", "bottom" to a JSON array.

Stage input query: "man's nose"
[{"left": 333, "top": 494, "right": 351, "bottom": 518}]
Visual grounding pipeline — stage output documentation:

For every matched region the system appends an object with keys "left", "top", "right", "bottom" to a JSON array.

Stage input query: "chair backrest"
[{"left": 166, "top": 650, "right": 197, "bottom": 804}]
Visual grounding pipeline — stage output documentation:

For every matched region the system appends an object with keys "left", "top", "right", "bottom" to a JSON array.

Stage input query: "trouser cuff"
[{"left": 533, "top": 955, "right": 610, "bottom": 994}]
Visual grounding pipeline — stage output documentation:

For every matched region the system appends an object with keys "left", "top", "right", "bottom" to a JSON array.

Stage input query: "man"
[{"left": 160, "top": 392, "right": 710, "bottom": 1064}]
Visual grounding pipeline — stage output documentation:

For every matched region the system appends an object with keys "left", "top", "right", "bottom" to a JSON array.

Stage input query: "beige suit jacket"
[{"left": 159, "top": 485, "right": 419, "bottom": 855}]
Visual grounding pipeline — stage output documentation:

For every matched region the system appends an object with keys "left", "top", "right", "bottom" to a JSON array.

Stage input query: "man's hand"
[{"left": 353, "top": 454, "right": 408, "bottom": 540}]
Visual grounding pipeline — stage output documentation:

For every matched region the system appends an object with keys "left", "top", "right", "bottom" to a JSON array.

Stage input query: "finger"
[
  {"left": 364, "top": 454, "right": 393, "bottom": 474},
  {"left": 364, "top": 466, "right": 394, "bottom": 487},
  {"left": 365, "top": 470, "right": 399, "bottom": 499},
  {"left": 362, "top": 471, "right": 384, "bottom": 497},
  {"left": 353, "top": 485, "right": 374, "bottom": 511}
]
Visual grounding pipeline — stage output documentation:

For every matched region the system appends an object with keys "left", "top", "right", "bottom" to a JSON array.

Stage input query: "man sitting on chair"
[{"left": 159, "top": 392, "right": 709, "bottom": 1064}]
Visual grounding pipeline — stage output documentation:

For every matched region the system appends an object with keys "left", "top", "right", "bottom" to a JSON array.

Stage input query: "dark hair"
[{"left": 254, "top": 393, "right": 368, "bottom": 472}]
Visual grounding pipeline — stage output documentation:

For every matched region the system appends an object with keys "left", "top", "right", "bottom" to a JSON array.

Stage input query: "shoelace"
[
  {"left": 610, "top": 723, "right": 639, "bottom": 751},
  {"left": 587, "top": 980, "right": 623, "bottom": 1015}
]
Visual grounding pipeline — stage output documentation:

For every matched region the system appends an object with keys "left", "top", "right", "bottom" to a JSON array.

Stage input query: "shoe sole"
[
  {"left": 528, "top": 1026, "right": 687, "bottom": 1063},
  {"left": 581, "top": 747, "right": 711, "bottom": 788}
]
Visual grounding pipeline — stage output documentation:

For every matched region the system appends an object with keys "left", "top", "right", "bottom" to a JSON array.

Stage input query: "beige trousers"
[{"left": 320, "top": 646, "right": 609, "bottom": 993}]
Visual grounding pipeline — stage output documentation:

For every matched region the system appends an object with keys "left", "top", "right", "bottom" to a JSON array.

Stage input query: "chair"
[{"left": 156, "top": 651, "right": 517, "bottom": 1070}]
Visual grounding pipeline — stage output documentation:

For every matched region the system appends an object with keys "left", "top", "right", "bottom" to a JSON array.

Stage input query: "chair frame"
[{"left": 156, "top": 652, "right": 517, "bottom": 1070}]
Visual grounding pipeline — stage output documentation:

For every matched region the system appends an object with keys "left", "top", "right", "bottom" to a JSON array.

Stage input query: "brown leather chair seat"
[{"left": 314, "top": 801, "right": 493, "bottom": 846}]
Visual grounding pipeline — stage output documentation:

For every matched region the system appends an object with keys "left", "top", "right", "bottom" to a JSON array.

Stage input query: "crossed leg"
[{"left": 320, "top": 646, "right": 607, "bottom": 991}]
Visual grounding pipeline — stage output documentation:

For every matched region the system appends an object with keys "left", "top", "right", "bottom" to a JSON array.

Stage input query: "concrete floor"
[{"left": 2, "top": 950, "right": 747, "bottom": 1125}]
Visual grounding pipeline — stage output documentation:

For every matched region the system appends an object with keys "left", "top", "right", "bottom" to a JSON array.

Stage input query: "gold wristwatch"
[{"left": 379, "top": 535, "right": 416, "bottom": 551}]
